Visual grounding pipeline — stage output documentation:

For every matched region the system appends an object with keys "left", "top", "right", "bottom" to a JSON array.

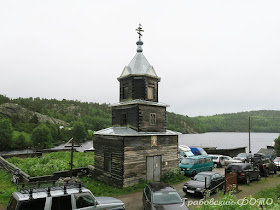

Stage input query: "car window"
[
  {"left": 52, "top": 195, "right": 72, "bottom": 210},
  {"left": 200, "top": 159, "right": 206, "bottom": 164},
  {"left": 74, "top": 192, "right": 95, "bottom": 209},
  {"left": 211, "top": 156, "right": 218, "bottom": 160},
  {"left": 227, "top": 165, "right": 242, "bottom": 172},
  {"left": 244, "top": 165, "right": 251, "bottom": 170},
  {"left": 17, "top": 198, "right": 46, "bottom": 210},
  {"left": 181, "top": 158, "right": 195, "bottom": 165},
  {"left": 215, "top": 174, "right": 222, "bottom": 179},
  {"left": 153, "top": 191, "right": 182, "bottom": 205}
]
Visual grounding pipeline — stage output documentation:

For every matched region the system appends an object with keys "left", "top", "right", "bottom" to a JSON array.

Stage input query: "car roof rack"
[{"left": 16, "top": 180, "right": 83, "bottom": 199}]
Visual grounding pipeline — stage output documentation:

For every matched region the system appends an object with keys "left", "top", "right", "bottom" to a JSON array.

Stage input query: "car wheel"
[
  {"left": 192, "top": 170, "right": 197, "bottom": 176},
  {"left": 209, "top": 167, "right": 213, "bottom": 171},
  {"left": 246, "top": 176, "right": 250, "bottom": 185}
]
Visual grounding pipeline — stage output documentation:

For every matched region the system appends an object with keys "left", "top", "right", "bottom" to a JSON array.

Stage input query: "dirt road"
[{"left": 116, "top": 168, "right": 280, "bottom": 210}]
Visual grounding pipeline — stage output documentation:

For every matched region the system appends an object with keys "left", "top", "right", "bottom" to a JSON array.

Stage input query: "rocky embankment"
[{"left": 0, "top": 103, "right": 69, "bottom": 126}]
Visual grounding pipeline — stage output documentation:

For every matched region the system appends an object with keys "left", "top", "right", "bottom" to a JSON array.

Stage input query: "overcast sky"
[{"left": 1, "top": 0, "right": 280, "bottom": 117}]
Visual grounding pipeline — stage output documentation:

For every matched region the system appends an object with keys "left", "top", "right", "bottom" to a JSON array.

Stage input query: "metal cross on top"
[{"left": 136, "top": 24, "right": 144, "bottom": 39}]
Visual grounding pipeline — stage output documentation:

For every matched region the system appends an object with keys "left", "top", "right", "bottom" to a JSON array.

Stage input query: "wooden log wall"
[
  {"left": 123, "top": 135, "right": 178, "bottom": 187},
  {"left": 112, "top": 105, "right": 138, "bottom": 130},
  {"left": 94, "top": 135, "right": 124, "bottom": 188},
  {"left": 138, "top": 105, "right": 166, "bottom": 132}
]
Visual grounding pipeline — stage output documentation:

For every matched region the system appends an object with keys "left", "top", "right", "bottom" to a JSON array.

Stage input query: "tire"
[
  {"left": 209, "top": 167, "right": 213, "bottom": 171},
  {"left": 192, "top": 170, "right": 197, "bottom": 176},
  {"left": 246, "top": 175, "right": 250, "bottom": 185}
]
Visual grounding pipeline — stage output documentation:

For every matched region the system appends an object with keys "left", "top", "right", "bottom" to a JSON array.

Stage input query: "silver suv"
[{"left": 7, "top": 181, "right": 125, "bottom": 210}]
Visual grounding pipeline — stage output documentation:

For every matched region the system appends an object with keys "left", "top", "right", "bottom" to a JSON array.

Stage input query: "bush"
[
  {"left": 161, "top": 168, "right": 187, "bottom": 184},
  {"left": 0, "top": 119, "right": 14, "bottom": 151},
  {"left": 31, "top": 124, "right": 53, "bottom": 149}
]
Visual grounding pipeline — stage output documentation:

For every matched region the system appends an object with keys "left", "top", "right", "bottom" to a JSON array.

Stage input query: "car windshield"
[
  {"left": 200, "top": 150, "right": 208, "bottom": 156},
  {"left": 184, "top": 151, "right": 194, "bottom": 157},
  {"left": 181, "top": 158, "right": 195, "bottom": 165},
  {"left": 237, "top": 153, "right": 247, "bottom": 157},
  {"left": 193, "top": 174, "right": 211, "bottom": 184},
  {"left": 227, "top": 165, "right": 242, "bottom": 172},
  {"left": 153, "top": 191, "right": 182, "bottom": 205}
]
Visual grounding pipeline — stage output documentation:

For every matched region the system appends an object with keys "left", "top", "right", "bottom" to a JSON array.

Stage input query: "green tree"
[
  {"left": 274, "top": 135, "right": 280, "bottom": 156},
  {"left": 71, "top": 121, "right": 87, "bottom": 143},
  {"left": 16, "top": 134, "right": 26, "bottom": 149},
  {"left": 0, "top": 119, "right": 14, "bottom": 150},
  {"left": 31, "top": 124, "right": 53, "bottom": 149}
]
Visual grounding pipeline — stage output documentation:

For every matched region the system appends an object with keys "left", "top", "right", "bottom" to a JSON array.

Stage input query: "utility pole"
[{"left": 249, "top": 116, "right": 251, "bottom": 153}]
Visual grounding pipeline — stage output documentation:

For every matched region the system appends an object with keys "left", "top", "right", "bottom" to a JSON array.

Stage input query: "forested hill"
[
  {"left": 1, "top": 94, "right": 280, "bottom": 134},
  {"left": 194, "top": 110, "right": 280, "bottom": 133},
  {"left": 0, "top": 95, "right": 199, "bottom": 134}
]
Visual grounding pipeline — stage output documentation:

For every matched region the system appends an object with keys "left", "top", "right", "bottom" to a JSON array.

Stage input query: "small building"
[{"left": 94, "top": 26, "right": 179, "bottom": 188}]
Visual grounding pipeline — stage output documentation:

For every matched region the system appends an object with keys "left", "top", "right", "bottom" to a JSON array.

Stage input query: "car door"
[{"left": 143, "top": 186, "right": 152, "bottom": 210}]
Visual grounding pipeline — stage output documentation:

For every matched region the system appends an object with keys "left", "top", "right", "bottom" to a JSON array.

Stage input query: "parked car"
[
  {"left": 183, "top": 171, "right": 224, "bottom": 197},
  {"left": 209, "top": 154, "right": 223, "bottom": 168},
  {"left": 178, "top": 145, "right": 194, "bottom": 162},
  {"left": 251, "top": 156, "right": 277, "bottom": 176},
  {"left": 142, "top": 182, "right": 189, "bottom": 210},
  {"left": 190, "top": 147, "right": 208, "bottom": 156},
  {"left": 220, "top": 156, "right": 242, "bottom": 166},
  {"left": 179, "top": 156, "right": 214, "bottom": 176},
  {"left": 233, "top": 153, "right": 253, "bottom": 163},
  {"left": 7, "top": 181, "right": 125, "bottom": 210},
  {"left": 226, "top": 163, "right": 261, "bottom": 184},
  {"left": 274, "top": 157, "right": 280, "bottom": 170}
]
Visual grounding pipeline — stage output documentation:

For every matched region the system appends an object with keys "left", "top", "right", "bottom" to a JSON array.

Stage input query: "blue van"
[
  {"left": 179, "top": 156, "right": 214, "bottom": 176},
  {"left": 190, "top": 147, "right": 208, "bottom": 156}
]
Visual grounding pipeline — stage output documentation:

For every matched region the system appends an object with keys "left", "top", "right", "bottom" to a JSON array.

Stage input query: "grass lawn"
[
  {"left": 7, "top": 152, "right": 94, "bottom": 177},
  {"left": 0, "top": 171, "right": 16, "bottom": 205}
]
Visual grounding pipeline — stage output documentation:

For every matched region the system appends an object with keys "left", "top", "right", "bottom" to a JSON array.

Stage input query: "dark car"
[
  {"left": 143, "top": 182, "right": 189, "bottom": 210},
  {"left": 183, "top": 171, "right": 224, "bottom": 197},
  {"left": 226, "top": 163, "right": 261, "bottom": 184},
  {"left": 251, "top": 156, "right": 277, "bottom": 176},
  {"left": 233, "top": 153, "right": 252, "bottom": 163}
]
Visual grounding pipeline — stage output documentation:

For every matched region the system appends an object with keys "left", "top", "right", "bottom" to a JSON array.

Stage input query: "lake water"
[
  {"left": 179, "top": 132, "right": 279, "bottom": 153},
  {"left": 1, "top": 132, "right": 279, "bottom": 155}
]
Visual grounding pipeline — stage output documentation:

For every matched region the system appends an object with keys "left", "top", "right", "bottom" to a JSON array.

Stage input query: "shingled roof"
[{"left": 118, "top": 39, "right": 160, "bottom": 80}]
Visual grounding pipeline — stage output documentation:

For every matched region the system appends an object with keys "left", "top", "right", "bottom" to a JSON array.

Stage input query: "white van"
[{"left": 178, "top": 145, "right": 194, "bottom": 161}]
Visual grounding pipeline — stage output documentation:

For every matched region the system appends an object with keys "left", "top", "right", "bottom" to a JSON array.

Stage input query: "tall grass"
[
  {"left": 0, "top": 171, "right": 16, "bottom": 205},
  {"left": 7, "top": 152, "right": 94, "bottom": 176}
]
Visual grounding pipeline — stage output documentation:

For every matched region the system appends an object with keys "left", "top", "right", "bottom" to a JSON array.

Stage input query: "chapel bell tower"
[{"left": 111, "top": 24, "right": 168, "bottom": 132}]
